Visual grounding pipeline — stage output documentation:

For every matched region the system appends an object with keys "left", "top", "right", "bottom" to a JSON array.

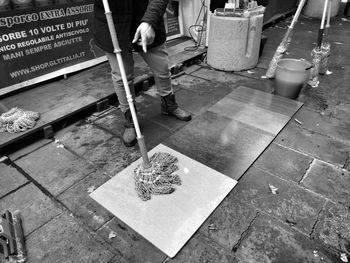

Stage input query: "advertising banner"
[
  {"left": 0, "top": 0, "right": 105, "bottom": 96},
  {"left": 165, "top": 0, "right": 182, "bottom": 40}
]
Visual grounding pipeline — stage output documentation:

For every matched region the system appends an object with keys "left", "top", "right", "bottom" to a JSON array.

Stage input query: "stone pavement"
[{"left": 1, "top": 11, "right": 350, "bottom": 263}]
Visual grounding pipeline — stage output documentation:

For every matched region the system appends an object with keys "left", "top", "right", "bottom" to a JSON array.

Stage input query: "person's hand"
[{"left": 132, "top": 22, "right": 155, "bottom": 53}]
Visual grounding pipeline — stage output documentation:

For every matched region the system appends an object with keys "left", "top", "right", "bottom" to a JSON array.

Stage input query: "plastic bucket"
[{"left": 275, "top": 58, "right": 311, "bottom": 99}]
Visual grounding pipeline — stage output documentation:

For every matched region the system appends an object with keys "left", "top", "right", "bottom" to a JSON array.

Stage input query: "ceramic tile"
[
  {"left": 164, "top": 111, "right": 274, "bottom": 180},
  {"left": 90, "top": 144, "right": 237, "bottom": 258},
  {"left": 209, "top": 96, "right": 290, "bottom": 135},
  {"left": 227, "top": 86, "right": 303, "bottom": 117}
]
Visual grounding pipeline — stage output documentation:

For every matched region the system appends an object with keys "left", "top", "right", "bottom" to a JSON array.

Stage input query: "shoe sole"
[{"left": 161, "top": 111, "right": 192, "bottom": 121}]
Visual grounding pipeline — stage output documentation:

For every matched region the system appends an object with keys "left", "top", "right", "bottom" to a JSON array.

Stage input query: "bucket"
[
  {"left": 275, "top": 58, "right": 312, "bottom": 99},
  {"left": 207, "top": 14, "right": 264, "bottom": 71}
]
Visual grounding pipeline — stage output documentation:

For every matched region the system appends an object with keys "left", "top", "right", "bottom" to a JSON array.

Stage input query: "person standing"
[{"left": 93, "top": 0, "right": 191, "bottom": 147}]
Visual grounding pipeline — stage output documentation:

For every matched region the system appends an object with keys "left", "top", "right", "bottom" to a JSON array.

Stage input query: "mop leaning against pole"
[
  {"left": 319, "top": 0, "right": 332, "bottom": 75},
  {"left": 101, "top": 0, "right": 181, "bottom": 201},
  {"left": 265, "top": 0, "right": 307, "bottom": 78},
  {"left": 308, "top": 0, "right": 329, "bottom": 88}
]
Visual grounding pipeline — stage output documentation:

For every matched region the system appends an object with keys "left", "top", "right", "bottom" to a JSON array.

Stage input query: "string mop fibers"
[
  {"left": 102, "top": 0, "right": 181, "bottom": 201},
  {"left": 308, "top": 0, "right": 329, "bottom": 87},
  {"left": 265, "top": 0, "right": 307, "bottom": 78}
]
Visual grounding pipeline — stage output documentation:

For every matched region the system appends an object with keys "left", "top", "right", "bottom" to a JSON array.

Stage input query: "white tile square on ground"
[{"left": 90, "top": 144, "right": 237, "bottom": 258}]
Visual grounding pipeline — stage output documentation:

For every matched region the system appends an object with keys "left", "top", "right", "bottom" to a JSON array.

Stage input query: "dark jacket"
[{"left": 93, "top": 0, "right": 169, "bottom": 53}]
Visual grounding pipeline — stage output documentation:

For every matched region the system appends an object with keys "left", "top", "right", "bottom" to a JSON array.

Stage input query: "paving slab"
[
  {"left": 57, "top": 170, "right": 113, "bottom": 231},
  {"left": 190, "top": 67, "right": 257, "bottom": 84},
  {"left": 190, "top": 68, "right": 276, "bottom": 94},
  {"left": 232, "top": 166, "right": 326, "bottom": 235},
  {"left": 254, "top": 142, "right": 313, "bottom": 183},
  {"left": 164, "top": 111, "right": 274, "bottom": 180},
  {"left": 172, "top": 82, "right": 233, "bottom": 117},
  {"left": 26, "top": 212, "right": 115, "bottom": 263},
  {"left": 233, "top": 214, "right": 341, "bottom": 263},
  {"left": 93, "top": 108, "right": 125, "bottom": 138},
  {"left": 293, "top": 105, "right": 350, "bottom": 145},
  {"left": 107, "top": 255, "right": 128, "bottom": 263},
  {"left": 83, "top": 137, "right": 140, "bottom": 176},
  {"left": 7, "top": 138, "right": 52, "bottom": 161},
  {"left": 93, "top": 106, "right": 173, "bottom": 151},
  {"left": 301, "top": 160, "right": 350, "bottom": 205},
  {"left": 199, "top": 195, "right": 259, "bottom": 250},
  {"left": 0, "top": 183, "right": 62, "bottom": 235},
  {"left": 15, "top": 142, "right": 96, "bottom": 196},
  {"left": 131, "top": 93, "right": 189, "bottom": 132},
  {"left": 0, "top": 163, "right": 28, "bottom": 197},
  {"left": 97, "top": 217, "right": 167, "bottom": 263},
  {"left": 298, "top": 85, "right": 330, "bottom": 112},
  {"left": 172, "top": 73, "right": 234, "bottom": 95},
  {"left": 169, "top": 232, "right": 236, "bottom": 263},
  {"left": 314, "top": 202, "right": 350, "bottom": 255},
  {"left": 55, "top": 120, "right": 114, "bottom": 156},
  {"left": 324, "top": 100, "right": 350, "bottom": 124},
  {"left": 275, "top": 122, "right": 350, "bottom": 166}
]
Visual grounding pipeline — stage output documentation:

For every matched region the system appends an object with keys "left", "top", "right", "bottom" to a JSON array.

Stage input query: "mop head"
[
  {"left": 308, "top": 47, "right": 323, "bottom": 88},
  {"left": 0, "top": 107, "right": 39, "bottom": 133},
  {"left": 134, "top": 152, "right": 182, "bottom": 201},
  {"left": 266, "top": 34, "right": 292, "bottom": 78},
  {"left": 319, "top": 42, "right": 331, "bottom": 75}
]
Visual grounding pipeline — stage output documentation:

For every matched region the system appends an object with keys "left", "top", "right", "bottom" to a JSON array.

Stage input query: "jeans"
[{"left": 105, "top": 44, "right": 173, "bottom": 113}]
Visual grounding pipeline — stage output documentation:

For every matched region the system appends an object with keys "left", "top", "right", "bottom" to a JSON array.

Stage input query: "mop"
[
  {"left": 0, "top": 211, "right": 27, "bottom": 263},
  {"left": 319, "top": 0, "right": 332, "bottom": 75},
  {"left": 308, "top": 0, "right": 329, "bottom": 88},
  {"left": 0, "top": 103, "right": 39, "bottom": 133},
  {"left": 265, "top": 0, "right": 307, "bottom": 78},
  {"left": 102, "top": 0, "right": 181, "bottom": 201}
]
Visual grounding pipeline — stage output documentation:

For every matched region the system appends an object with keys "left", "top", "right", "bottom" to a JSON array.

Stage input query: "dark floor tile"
[
  {"left": 314, "top": 202, "right": 350, "bottom": 255},
  {"left": 170, "top": 232, "right": 236, "bottom": 263},
  {"left": 7, "top": 138, "right": 51, "bottom": 161},
  {"left": 301, "top": 160, "right": 350, "bottom": 205},
  {"left": 56, "top": 120, "right": 114, "bottom": 156},
  {"left": 294, "top": 107, "right": 350, "bottom": 145},
  {"left": 97, "top": 217, "right": 167, "bottom": 263},
  {"left": 199, "top": 196, "right": 259, "bottom": 250},
  {"left": 26, "top": 212, "right": 114, "bottom": 263},
  {"left": 93, "top": 108, "right": 125, "bottom": 138},
  {"left": 57, "top": 170, "right": 113, "bottom": 231},
  {"left": 0, "top": 183, "right": 62, "bottom": 235},
  {"left": 172, "top": 84, "right": 232, "bottom": 117},
  {"left": 190, "top": 67, "right": 254, "bottom": 84},
  {"left": 164, "top": 111, "right": 274, "bottom": 180},
  {"left": 0, "top": 163, "right": 28, "bottom": 197},
  {"left": 232, "top": 167, "right": 326, "bottom": 235},
  {"left": 15, "top": 142, "right": 96, "bottom": 196},
  {"left": 254, "top": 143, "right": 313, "bottom": 183},
  {"left": 83, "top": 137, "right": 140, "bottom": 176},
  {"left": 275, "top": 123, "right": 350, "bottom": 167},
  {"left": 234, "top": 214, "right": 341, "bottom": 263}
]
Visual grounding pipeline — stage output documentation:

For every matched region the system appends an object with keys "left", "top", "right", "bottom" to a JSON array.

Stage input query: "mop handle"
[
  {"left": 102, "top": 0, "right": 150, "bottom": 167},
  {"left": 326, "top": 0, "right": 331, "bottom": 28},
  {"left": 290, "top": 0, "right": 307, "bottom": 29},
  {"left": 281, "top": 0, "right": 306, "bottom": 43},
  {"left": 317, "top": 0, "right": 329, "bottom": 48}
]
